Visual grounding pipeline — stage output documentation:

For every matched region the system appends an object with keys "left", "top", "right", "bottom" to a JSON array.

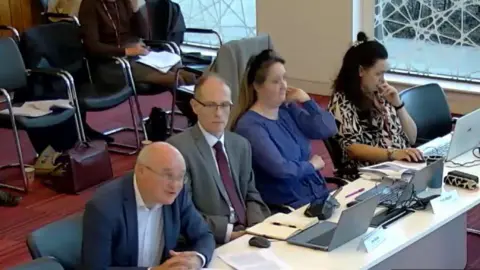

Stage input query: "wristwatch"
[
  {"left": 387, "top": 147, "right": 395, "bottom": 161},
  {"left": 394, "top": 102, "right": 405, "bottom": 111}
]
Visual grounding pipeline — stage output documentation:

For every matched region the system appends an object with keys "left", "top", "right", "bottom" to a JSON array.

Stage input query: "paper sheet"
[
  {"left": 219, "top": 249, "right": 290, "bottom": 270},
  {"left": 137, "top": 51, "right": 181, "bottom": 73},
  {"left": 0, "top": 99, "right": 72, "bottom": 117}
]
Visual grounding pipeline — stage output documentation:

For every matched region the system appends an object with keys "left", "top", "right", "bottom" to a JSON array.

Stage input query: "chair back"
[
  {"left": 20, "top": 21, "right": 86, "bottom": 80},
  {"left": 399, "top": 83, "right": 452, "bottom": 143},
  {"left": 7, "top": 257, "right": 64, "bottom": 270},
  {"left": 209, "top": 34, "right": 274, "bottom": 103},
  {"left": 26, "top": 213, "right": 83, "bottom": 270},
  {"left": 323, "top": 138, "right": 344, "bottom": 174},
  {"left": 0, "top": 37, "right": 28, "bottom": 90}
]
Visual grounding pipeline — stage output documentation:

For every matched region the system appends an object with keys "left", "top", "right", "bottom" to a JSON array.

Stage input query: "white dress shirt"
[
  {"left": 197, "top": 123, "right": 236, "bottom": 243},
  {"left": 134, "top": 177, "right": 164, "bottom": 267},
  {"left": 134, "top": 176, "right": 206, "bottom": 268}
]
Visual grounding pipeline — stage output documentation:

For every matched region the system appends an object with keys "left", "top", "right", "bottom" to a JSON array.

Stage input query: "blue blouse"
[{"left": 234, "top": 100, "right": 338, "bottom": 208}]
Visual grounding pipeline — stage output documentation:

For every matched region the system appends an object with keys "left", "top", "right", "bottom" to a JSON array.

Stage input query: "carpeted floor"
[{"left": 0, "top": 93, "right": 479, "bottom": 269}]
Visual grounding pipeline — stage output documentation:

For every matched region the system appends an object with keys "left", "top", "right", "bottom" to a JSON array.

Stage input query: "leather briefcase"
[{"left": 48, "top": 140, "right": 113, "bottom": 194}]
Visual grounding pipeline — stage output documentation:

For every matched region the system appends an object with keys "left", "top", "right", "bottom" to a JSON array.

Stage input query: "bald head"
[
  {"left": 194, "top": 74, "right": 231, "bottom": 100},
  {"left": 136, "top": 142, "right": 184, "bottom": 169},
  {"left": 135, "top": 142, "right": 186, "bottom": 205}
]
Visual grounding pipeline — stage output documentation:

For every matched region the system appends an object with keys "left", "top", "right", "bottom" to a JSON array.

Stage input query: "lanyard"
[{"left": 101, "top": 0, "right": 121, "bottom": 47}]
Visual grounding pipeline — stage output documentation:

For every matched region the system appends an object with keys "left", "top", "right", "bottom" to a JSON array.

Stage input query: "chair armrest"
[
  {"left": 325, "top": 176, "right": 349, "bottom": 187},
  {"left": 0, "top": 25, "right": 20, "bottom": 42},
  {"left": 185, "top": 28, "right": 222, "bottom": 46},
  {"left": 176, "top": 66, "right": 203, "bottom": 77},
  {"left": 143, "top": 39, "right": 176, "bottom": 53},
  {"left": 41, "top": 12, "right": 80, "bottom": 26}
]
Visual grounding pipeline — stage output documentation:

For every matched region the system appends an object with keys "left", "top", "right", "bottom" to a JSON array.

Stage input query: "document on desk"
[
  {"left": 137, "top": 51, "right": 181, "bottom": 73},
  {"left": 219, "top": 249, "right": 291, "bottom": 270}
]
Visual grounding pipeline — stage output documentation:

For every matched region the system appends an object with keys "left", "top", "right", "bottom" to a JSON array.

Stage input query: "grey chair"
[
  {"left": 0, "top": 27, "right": 83, "bottom": 193},
  {"left": 208, "top": 34, "right": 274, "bottom": 104},
  {"left": 26, "top": 213, "right": 83, "bottom": 270},
  {"left": 7, "top": 257, "right": 64, "bottom": 270}
]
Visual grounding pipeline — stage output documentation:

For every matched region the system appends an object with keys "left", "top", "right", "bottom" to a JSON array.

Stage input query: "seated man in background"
[
  {"left": 229, "top": 49, "right": 338, "bottom": 212},
  {"left": 81, "top": 142, "right": 215, "bottom": 270},
  {"left": 167, "top": 75, "right": 270, "bottom": 244},
  {"left": 78, "top": 0, "right": 198, "bottom": 125}
]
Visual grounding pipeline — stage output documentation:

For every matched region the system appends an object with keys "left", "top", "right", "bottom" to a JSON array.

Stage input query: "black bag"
[
  {"left": 148, "top": 0, "right": 186, "bottom": 45},
  {"left": 145, "top": 107, "right": 169, "bottom": 141}
]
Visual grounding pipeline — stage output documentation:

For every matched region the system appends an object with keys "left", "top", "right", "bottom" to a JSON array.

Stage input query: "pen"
[
  {"left": 272, "top": 222, "right": 297, "bottom": 229},
  {"left": 345, "top": 188, "right": 365, "bottom": 198}
]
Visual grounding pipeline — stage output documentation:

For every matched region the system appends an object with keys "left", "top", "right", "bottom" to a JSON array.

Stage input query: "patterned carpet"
[{"left": 0, "top": 93, "right": 478, "bottom": 269}]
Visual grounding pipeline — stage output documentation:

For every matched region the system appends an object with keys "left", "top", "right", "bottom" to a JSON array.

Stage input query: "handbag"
[{"left": 37, "top": 140, "right": 113, "bottom": 194}]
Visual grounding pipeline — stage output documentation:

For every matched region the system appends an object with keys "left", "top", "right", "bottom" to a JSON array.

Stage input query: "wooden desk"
[{"left": 209, "top": 150, "right": 480, "bottom": 269}]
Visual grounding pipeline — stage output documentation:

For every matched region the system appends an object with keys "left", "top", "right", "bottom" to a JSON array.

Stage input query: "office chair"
[
  {"left": 399, "top": 83, "right": 456, "bottom": 147},
  {"left": 134, "top": 0, "right": 222, "bottom": 135},
  {"left": 0, "top": 28, "right": 82, "bottom": 193},
  {"left": 209, "top": 34, "right": 274, "bottom": 104},
  {"left": 7, "top": 257, "right": 64, "bottom": 270},
  {"left": 27, "top": 213, "right": 83, "bottom": 270},
  {"left": 22, "top": 14, "right": 146, "bottom": 155}
]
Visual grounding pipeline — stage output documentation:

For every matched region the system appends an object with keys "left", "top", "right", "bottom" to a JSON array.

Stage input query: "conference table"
[{"left": 208, "top": 143, "right": 480, "bottom": 269}]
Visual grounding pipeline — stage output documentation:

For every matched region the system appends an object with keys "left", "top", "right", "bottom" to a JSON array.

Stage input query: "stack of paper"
[
  {"left": 137, "top": 51, "right": 181, "bottom": 73},
  {"left": 219, "top": 250, "right": 291, "bottom": 270},
  {"left": 0, "top": 99, "right": 73, "bottom": 117},
  {"left": 359, "top": 161, "right": 419, "bottom": 179}
]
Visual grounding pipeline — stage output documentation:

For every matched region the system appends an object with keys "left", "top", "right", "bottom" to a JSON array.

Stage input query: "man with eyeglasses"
[
  {"left": 167, "top": 74, "right": 270, "bottom": 244},
  {"left": 81, "top": 142, "right": 215, "bottom": 270}
]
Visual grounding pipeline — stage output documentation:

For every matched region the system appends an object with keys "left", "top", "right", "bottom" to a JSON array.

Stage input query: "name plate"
[
  {"left": 429, "top": 190, "right": 459, "bottom": 214},
  {"left": 358, "top": 227, "right": 386, "bottom": 253}
]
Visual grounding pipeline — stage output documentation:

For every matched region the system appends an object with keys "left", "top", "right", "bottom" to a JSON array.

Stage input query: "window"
[
  {"left": 374, "top": 0, "right": 480, "bottom": 82},
  {"left": 175, "top": 0, "right": 257, "bottom": 47}
]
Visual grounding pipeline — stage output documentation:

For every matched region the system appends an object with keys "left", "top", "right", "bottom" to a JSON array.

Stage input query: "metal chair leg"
[
  {"left": 0, "top": 88, "right": 28, "bottom": 193},
  {"left": 467, "top": 228, "right": 480, "bottom": 236},
  {"left": 105, "top": 98, "right": 142, "bottom": 155}
]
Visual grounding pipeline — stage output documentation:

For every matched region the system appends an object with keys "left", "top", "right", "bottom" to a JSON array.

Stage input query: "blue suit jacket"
[{"left": 81, "top": 173, "right": 216, "bottom": 270}]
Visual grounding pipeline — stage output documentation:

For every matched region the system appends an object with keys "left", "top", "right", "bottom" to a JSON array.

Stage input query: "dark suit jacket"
[
  {"left": 81, "top": 173, "right": 215, "bottom": 270},
  {"left": 167, "top": 125, "right": 270, "bottom": 243}
]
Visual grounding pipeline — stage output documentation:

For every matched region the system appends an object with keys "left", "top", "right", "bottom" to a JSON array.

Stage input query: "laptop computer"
[
  {"left": 419, "top": 108, "right": 480, "bottom": 160},
  {"left": 287, "top": 195, "right": 379, "bottom": 251},
  {"left": 355, "top": 158, "right": 444, "bottom": 204}
]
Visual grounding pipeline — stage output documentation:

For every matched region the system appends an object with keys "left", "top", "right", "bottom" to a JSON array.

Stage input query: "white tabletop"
[{"left": 208, "top": 149, "right": 480, "bottom": 270}]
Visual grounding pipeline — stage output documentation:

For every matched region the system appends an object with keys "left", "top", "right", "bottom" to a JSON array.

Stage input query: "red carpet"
[{"left": 0, "top": 93, "right": 478, "bottom": 269}]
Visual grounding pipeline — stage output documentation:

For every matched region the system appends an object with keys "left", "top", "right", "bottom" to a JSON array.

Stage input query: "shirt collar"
[
  {"left": 198, "top": 122, "right": 224, "bottom": 148},
  {"left": 134, "top": 175, "right": 162, "bottom": 210}
]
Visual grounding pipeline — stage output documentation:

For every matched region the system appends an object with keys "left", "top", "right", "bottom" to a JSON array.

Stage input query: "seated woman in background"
[
  {"left": 229, "top": 49, "right": 338, "bottom": 211},
  {"left": 78, "top": 0, "right": 197, "bottom": 125},
  {"left": 328, "top": 32, "right": 422, "bottom": 180}
]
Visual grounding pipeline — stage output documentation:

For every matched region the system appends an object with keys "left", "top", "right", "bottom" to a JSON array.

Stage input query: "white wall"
[{"left": 256, "top": 0, "right": 480, "bottom": 114}]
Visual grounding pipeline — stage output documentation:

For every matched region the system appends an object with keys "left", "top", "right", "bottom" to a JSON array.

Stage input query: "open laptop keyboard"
[{"left": 356, "top": 181, "right": 407, "bottom": 205}]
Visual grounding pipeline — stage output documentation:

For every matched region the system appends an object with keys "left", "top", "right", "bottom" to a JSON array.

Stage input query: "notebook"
[
  {"left": 137, "top": 51, "right": 181, "bottom": 73},
  {"left": 246, "top": 213, "right": 318, "bottom": 240}
]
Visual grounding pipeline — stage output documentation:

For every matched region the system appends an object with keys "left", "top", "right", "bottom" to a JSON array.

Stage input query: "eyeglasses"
[
  {"left": 141, "top": 164, "right": 186, "bottom": 184},
  {"left": 194, "top": 98, "right": 232, "bottom": 112}
]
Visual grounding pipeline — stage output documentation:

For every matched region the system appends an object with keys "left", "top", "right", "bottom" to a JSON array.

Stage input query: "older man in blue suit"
[{"left": 81, "top": 142, "right": 215, "bottom": 270}]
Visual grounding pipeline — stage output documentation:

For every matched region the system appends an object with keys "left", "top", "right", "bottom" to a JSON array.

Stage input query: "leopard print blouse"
[{"left": 327, "top": 91, "right": 410, "bottom": 180}]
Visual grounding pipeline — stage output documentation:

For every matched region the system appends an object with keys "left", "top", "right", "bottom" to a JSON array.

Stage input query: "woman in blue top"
[{"left": 229, "top": 49, "right": 338, "bottom": 210}]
